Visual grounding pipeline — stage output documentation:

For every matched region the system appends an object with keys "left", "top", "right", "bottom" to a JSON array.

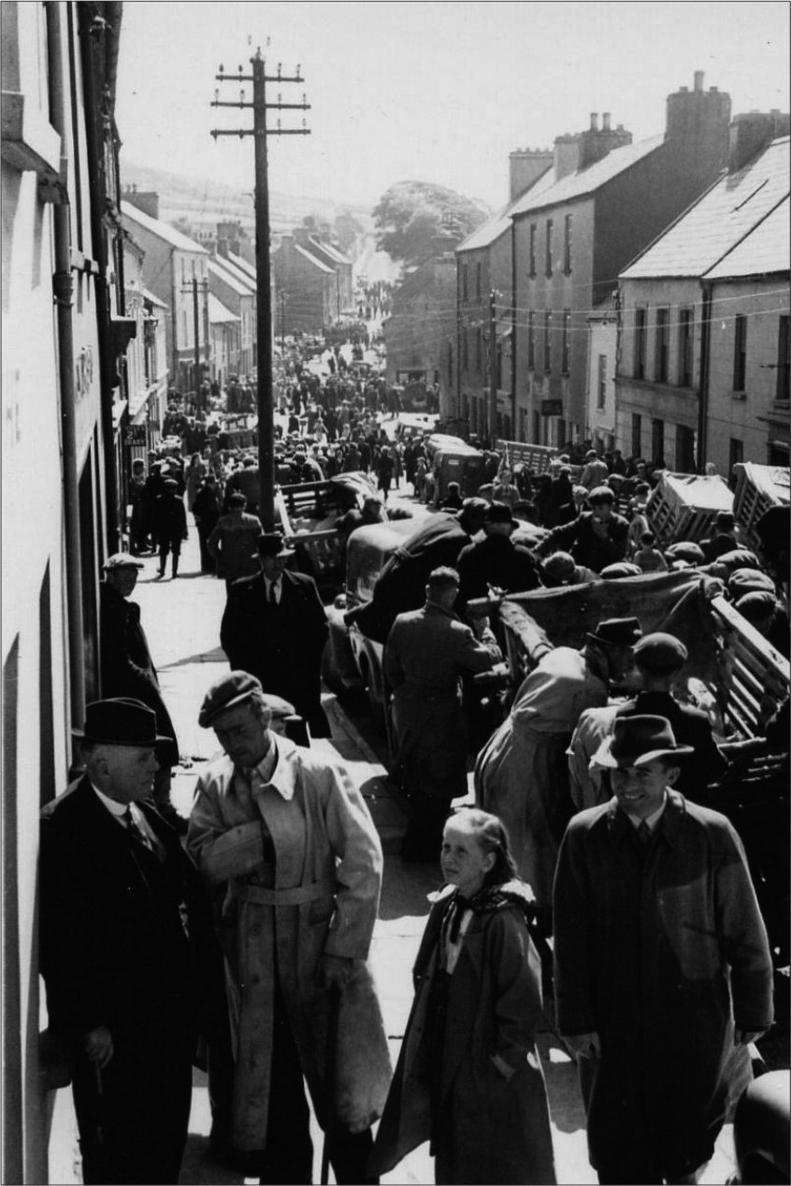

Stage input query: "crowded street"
[
  {"left": 46, "top": 506, "right": 756, "bottom": 1186},
  {"left": 5, "top": 5, "right": 790, "bottom": 1185}
]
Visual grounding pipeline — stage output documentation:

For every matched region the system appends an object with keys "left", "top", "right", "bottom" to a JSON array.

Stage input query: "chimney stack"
[
  {"left": 122, "top": 187, "right": 159, "bottom": 221},
  {"left": 508, "top": 147, "right": 554, "bottom": 200},
  {"left": 602, "top": 112, "right": 611, "bottom": 132},
  {"left": 694, "top": 70, "right": 704, "bottom": 93},
  {"left": 590, "top": 112, "right": 599, "bottom": 131}
]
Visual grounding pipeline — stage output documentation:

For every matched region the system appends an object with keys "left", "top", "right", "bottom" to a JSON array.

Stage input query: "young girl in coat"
[{"left": 372, "top": 808, "right": 556, "bottom": 1185}]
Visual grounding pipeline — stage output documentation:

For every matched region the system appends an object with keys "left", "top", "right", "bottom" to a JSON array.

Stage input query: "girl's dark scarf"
[{"left": 444, "top": 879, "right": 536, "bottom": 943}]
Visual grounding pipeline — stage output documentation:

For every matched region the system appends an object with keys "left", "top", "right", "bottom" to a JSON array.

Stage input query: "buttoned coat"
[
  {"left": 372, "top": 884, "right": 556, "bottom": 1184},
  {"left": 220, "top": 568, "right": 330, "bottom": 736},
  {"left": 384, "top": 603, "right": 501, "bottom": 800},
  {"left": 553, "top": 791, "right": 774, "bottom": 1178},
  {"left": 186, "top": 736, "right": 384, "bottom": 1151}
]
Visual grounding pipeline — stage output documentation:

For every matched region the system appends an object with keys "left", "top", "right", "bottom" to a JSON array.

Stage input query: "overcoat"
[
  {"left": 220, "top": 568, "right": 330, "bottom": 736},
  {"left": 475, "top": 646, "right": 608, "bottom": 907},
  {"left": 99, "top": 582, "right": 179, "bottom": 767},
  {"left": 553, "top": 791, "right": 774, "bottom": 1178},
  {"left": 384, "top": 603, "right": 500, "bottom": 801},
  {"left": 372, "top": 883, "right": 556, "bottom": 1184},
  {"left": 186, "top": 735, "right": 385, "bottom": 1151},
  {"left": 39, "top": 776, "right": 215, "bottom": 1184},
  {"left": 455, "top": 534, "right": 541, "bottom": 612}
]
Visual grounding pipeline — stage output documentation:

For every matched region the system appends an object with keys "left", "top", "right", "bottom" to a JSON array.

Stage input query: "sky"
[{"left": 115, "top": 1, "right": 790, "bottom": 213}]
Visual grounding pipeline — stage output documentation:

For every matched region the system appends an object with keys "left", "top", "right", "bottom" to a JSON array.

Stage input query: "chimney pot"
[
  {"left": 709, "top": 86, "right": 718, "bottom": 94},
  {"left": 694, "top": 70, "right": 704, "bottom": 92},
  {"left": 679, "top": 86, "right": 688, "bottom": 93},
  {"left": 602, "top": 112, "right": 611, "bottom": 131},
  {"left": 590, "top": 112, "right": 599, "bottom": 131}
]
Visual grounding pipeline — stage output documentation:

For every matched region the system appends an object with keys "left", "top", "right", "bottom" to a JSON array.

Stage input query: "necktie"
[
  {"left": 637, "top": 820, "right": 652, "bottom": 851},
  {"left": 124, "top": 806, "right": 164, "bottom": 860},
  {"left": 269, "top": 580, "right": 279, "bottom": 608}
]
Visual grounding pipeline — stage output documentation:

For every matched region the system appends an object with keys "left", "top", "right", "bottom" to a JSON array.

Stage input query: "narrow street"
[{"left": 48, "top": 517, "right": 739, "bottom": 1186}]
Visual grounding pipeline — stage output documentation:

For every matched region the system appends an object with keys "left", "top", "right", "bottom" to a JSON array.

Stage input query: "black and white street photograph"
[{"left": 3, "top": 2, "right": 790, "bottom": 1183}]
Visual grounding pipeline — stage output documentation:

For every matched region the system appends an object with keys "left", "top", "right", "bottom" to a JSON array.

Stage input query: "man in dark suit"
[
  {"left": 39, "top": 699, "right": 215, "bottom": 1185},
  {"left": 220, "top": 532, "right": 331, "bottom": 737}
]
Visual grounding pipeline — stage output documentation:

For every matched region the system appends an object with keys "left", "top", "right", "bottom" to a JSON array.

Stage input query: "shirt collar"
[
  {"left": 242, "top": 735, "right": 297, "bottom": 801},
  {"left": 90, "top": 782, "right": 129, "bottom": 819},
  {"left": 625, "top": 793, "right": 667, "bottom": 832}
]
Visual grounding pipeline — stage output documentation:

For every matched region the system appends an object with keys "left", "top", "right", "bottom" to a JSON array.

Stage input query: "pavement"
[{"left": 47, "top": 514, "right": 740, "bottom": 1185}]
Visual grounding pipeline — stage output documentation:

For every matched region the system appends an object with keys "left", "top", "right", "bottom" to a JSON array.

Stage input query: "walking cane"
[{"left": 320, "top": 981, "right": 341, "bottom": 1186}]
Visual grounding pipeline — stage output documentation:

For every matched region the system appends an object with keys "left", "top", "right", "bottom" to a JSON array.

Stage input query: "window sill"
[{"left": 1, "top": 91, "right": 61, "bottom": 180}]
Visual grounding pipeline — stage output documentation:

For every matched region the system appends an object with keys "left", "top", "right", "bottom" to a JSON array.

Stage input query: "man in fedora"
[
  {"left": 567, "top": 632, "right": 728, "bottom": 811},
  {"left": 187, "top": 671, "right": 387, "bottom": 1183},
  {"left": 455, "top": 501, "right": 542, "bottom": 621},
  {"left": 99, "top": 552, "right": 181, "bottom": 825},
  {"left": 475, "top": 616, "right": 642, "bottom": 930},
  {"left": 220, "top": 531, "right": 331, "bottom": 738},
  {"left": 554, "top": 715, "right": 774, "bottom": 1185},
  {"left": 39, "top": 699, "right": 214, "bottom": 1185}
]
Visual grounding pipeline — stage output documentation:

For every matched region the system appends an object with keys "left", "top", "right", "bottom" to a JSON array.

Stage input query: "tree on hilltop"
[{"left": 373, "top": 181, "right": 489, "bottom": 267}]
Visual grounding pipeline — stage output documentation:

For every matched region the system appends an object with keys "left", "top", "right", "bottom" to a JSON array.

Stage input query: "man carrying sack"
[{"left": 187, "top": 671, "right": 390, "bottom": 1184}]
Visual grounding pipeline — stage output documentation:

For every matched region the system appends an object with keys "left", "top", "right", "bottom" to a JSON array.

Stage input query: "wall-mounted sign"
[
  {"left": 75, "top": 346, "right": 95, "bottom": 401},
  {"left": 541, "top": 399, "right": 563, "bottom": 416},
  {"left": 124, "top": 424, "right": 147, "bottom": 446}
]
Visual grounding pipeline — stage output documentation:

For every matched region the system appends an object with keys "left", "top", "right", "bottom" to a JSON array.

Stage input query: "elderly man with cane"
[
  {"left": 39, "top": 698, "right": 214, "bottom": 1185},
  {"left": 187, "top": 671, "right": 389, "bottom": 1184}
]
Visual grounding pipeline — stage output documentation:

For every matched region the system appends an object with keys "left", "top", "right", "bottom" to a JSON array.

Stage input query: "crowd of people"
[{"left": 37, "top": 319, "right": 789, "bottom": 1186}]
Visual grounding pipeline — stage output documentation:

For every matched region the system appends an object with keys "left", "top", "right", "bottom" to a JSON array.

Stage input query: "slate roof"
[
  {"left": 294, "top": 243, "right": 334, "bottom": 274},
  {"left": 208, "top": 257, "right": 252, "bottom": 296},
  {"left": 459, "top": 168, "right": 557, "bottom": 253},
  {"left": 704, "top": 194, "right": 790, "bottom": 279},
  {"left": 208, "top": 293, "right": 239, "bottom": 324},
  {"left": 212, "top": 253, "right": 256, "bottom": 293},
  {"left": 510, "top": 134, "right": 664, "bottom": 217},
  {"left": 227, "top": 250, "right": 257, "bottom": 282},
  {"left": 621, "top": 137, "right": 789, "bottom": 279},
  {"left": 141, "top": 286, "right": 167, "bottom": 308},
  {"left": 121, "top": 201, "right": 208, "bottom": 254},
  {"left": 307, "top": 236, "right": 351, "bottom": 265}
]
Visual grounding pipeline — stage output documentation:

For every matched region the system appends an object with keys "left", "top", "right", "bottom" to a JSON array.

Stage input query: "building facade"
[
  {"left": 208, "top": 253, "right": 255, "bottom": 378},
  {"left": 2, "top": 3, "right": 131, "bottom": 1179},
  {"left": 511, "top": 76, "right": 732, "bottom": 449},
  {"left": 617, "top": 119, "right": 789, "bottom": 474},
  {"left": 383, "top": 249, "right": 457, "bottom": 411},
  {"left": 272, "top": 232, "right": 336, "bottom": 334},
  {"left": 121, "top": 193, "right": 210, "bottom": 394}
]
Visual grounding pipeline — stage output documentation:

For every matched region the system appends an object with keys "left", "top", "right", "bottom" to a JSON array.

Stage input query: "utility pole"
[
  {"left": 211, "top": 50, "right": 310, "bottom": 529},
  {"left": 488, "top": 289, "right": 498, "bottom": 446},
  {"left": 181, "top": 276, "right": 209, "bottom": 413}
]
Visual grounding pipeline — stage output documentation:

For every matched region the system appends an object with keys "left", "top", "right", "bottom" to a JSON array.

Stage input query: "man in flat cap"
[
  {"left": 99, "top": 553, "right": 181, "bottom": 824},
  {"left": 554, "top": 715, "right": 773, "bottom": 1185},
  {"left": 476, "top": 616, "right": 642, "bottom": 932},
  {"left": 567, "top": 632, "right": 728, "bottom": 812},
  {"left": 39, "top": 699, "right": 214, "bottom": 1185},
  {"left": 535, "top": 485, "right": 629, "bottom": 574},
  {"left": 220, "top": 531, "right": 331, "bottom": 738},
  {"left": 187, "top": 671, "right": 387, "bottom": 1183}
]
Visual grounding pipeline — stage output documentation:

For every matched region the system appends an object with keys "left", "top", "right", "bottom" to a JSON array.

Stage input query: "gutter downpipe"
[
  {"left": 697, "top": 282, "right": 712, "bottom": 473},
  {"left": 511, "top": 218, "right": 517, "bottom": 437},
  {"left": 46, "top": 1, "right": 86, "bottom": 738},
  {"left": 77, "top": 3, "right": 119, "bottom": 553}
]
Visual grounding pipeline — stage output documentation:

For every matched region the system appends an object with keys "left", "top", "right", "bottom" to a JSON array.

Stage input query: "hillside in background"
[{"left": 120, "top": 158, "right": 371, "bottom": 235}]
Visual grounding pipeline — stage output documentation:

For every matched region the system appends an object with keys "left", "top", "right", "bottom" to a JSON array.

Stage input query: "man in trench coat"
[
  {"left": 553, "top": 715, "right": 774, "bottom": 1185},
  {"left": 187, "top": 671, "right": 386, "bottom": 1184}
]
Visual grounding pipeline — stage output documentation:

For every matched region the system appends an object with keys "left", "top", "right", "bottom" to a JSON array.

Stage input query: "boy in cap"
[
  {"left": 153, "top": 477, "right": 188, "bottom": 579},
  {"left": 536, "top": 485, "right": 629, "bottom": 574},
  {"left": 188, "top": 671, "right": 386, "bottom": 1183},
  {"left": 554, "top": 715, "right": 773, "bottom": 1186}
]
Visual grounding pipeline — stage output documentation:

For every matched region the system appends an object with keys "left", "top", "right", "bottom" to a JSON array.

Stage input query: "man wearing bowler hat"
[
  {"left": 39, "top": 699, "right": 214, "bottom": 1185},
  {"left": 220, "top": 531, "right": 331, "bottom": 738},
  {"left": 554, "top": 715, "right": 774, "bottom": 1185},
  {"left": 188, "top": 671, "right": 387, "bottom": 1183}
]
